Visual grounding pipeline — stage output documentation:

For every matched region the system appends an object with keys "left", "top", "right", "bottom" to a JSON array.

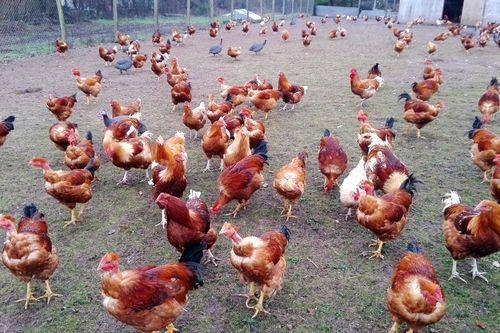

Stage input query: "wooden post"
[
  {"left": 282, "top": 0, "right": 286, "bottom": 17},
  {"left": 291, "top": 0, "right": 294, "bottom": 15},
  {"left": 55, "top": 0, "right": 66, "bottom": 41},
  {"left": 357, "top": 0, "right": 362, "bottom": 16},
  {"left": 113, "top": 0, "right": 118, "bottom": 33},
  {"left": 272, "top": 0, "right": 275, "bottom": 20},
  {"left": 246, "top": 0, "right": 249, "bottom": 21},
  {"left": 299, "top": 0, "right": 302, "bottom": 14},
  {"left": 231, "top": 0, "right": 234, "bottom": 20},
  {"left": 305, "top": 0, "right": 309, "bottom": 16},
  {"left": 154, "top": 0, "right": 159, "bottom": 29},
  {"left": 260, "top": 0, "right": 263, "bottom": 17},
  {"left": 187, "top": 0, "right": 191, "bottom": 25},
  {"left": 210, "top": 0, "right": 214, "bottom": 21}
]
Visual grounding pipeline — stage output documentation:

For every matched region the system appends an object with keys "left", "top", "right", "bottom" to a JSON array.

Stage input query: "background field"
[{"left": 0, "top": 18, "right": 499, "bottom": 333}]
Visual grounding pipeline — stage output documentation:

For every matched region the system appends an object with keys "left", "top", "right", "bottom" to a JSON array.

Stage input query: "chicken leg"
[
  {"left": 203, "top": 159, "right": 211, "bottom": 172},
  {"left": 389, "top": 322, "right": 399, "bottom": 333},
  {"left": 367, "top": 239, "right": 384, "bottom": 259},
  {"left": 15, "top": 281, "right": 38, "bottom": 309},
  {"left": 251, "top": 290, "right": 270, "bottom": 318},
  {"left": 204, "top": 249, "right": 219, "bottom": 267},
  {"left": 37, "top": 280, "right": 62, "bottom": 304},
  {"left": 448, "top": 259, "right": 467, "bottom": 283},
  {"left": 416, "top": 128, "right": 426, "bottom": 139},
  {"left": 117, "top": 171, "right": 129, "bottom": 185},
  {"left": 482, "top": 171, "right": 491, "bottom": 183},
  {"left": 281, "top": 200, "right": 297, "bottom": 221},
  {"left": 225, "top": 201, "right": 247, "bottom": 218},
  {"left": 64, "top": 208, "right": 78, "bottom": 227},
  {"left": 78, "top": 204, "right": 86, "bottom": 222},
  {"left": 470, "top": 258, "right": 488, "bottom": 283},
  {"left": 237, "top": 282, "right": 257, "bottom": 308},
  {"left": 166, "top": 323, "right": 178, "bottom": 333}
]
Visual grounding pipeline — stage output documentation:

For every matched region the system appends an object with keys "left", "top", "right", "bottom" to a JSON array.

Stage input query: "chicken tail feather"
[
  {"left": 179, "top": 241, "right": 206, "bottom": 289},
  {"left": 279, "top": 225, "right": 291, "bottom": 241},
  {"left": 406, "top": 243, "right": 421, "bottom": 253},
  {"left": 23, "top": 204, "right": 38, "bottom": 218}
]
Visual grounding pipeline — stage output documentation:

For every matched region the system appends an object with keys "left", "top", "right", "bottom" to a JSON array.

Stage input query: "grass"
[{"left": 0, "top": 17, "right": 499, "bottom": 333}]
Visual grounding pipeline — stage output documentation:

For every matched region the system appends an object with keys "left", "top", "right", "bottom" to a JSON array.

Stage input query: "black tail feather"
[
  {"left": 468, "top": 116, "right": 483, "bottom": 139},
  {"left": 179, "top": 241, "right": 206, "bottom": 289},
  {"left": 407, "top": 243, "right": 421, "bottom": 253},
  {"left": 86, "top": 131, "right": 93, "bottom": 141},
  {"left": 252, "top": 140, "right": 268, "bottom": 162},
  {"left": 3, "top": 116, "right": 15, "bottom": 131},
  {"left": 101, "top": 111, "right": 113, "bottom": 128},
  {"left": 398, "top": 93, "right": 411, "bottom": 101},
  {"left": 23, "top": 204, "right": 38, "bottom": 218},
  {"left": 279, "top": 225, "right": 291, "bottom": 241},
  {"left": 84, "top": 158, "right": 96, "bottom": 177},
  {"left": 399, "top": 174, "right": 421, "bottom": 197},
  {"left": 490, "top": 77, "right": 498, "bottom": 87},
  {"left": 71, "top": 93, "right": 77, "bottom": 102},
  {"left": 323, "top": 129, "right": 330, "bottom": 137},
  {"left": 384, "top": 117, "right": 395, "bottom": 128}
]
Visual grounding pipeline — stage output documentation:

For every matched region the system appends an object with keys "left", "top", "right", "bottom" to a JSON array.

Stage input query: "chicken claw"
[
  {"left": 365, "top": 239, "right": 384, "bottom": 259},
  {"left": 236, "top": 282, "right": 257, "bottom": 308},
  {"left": 37, "top": 280, "right": 62, "bottom": 304},
  {"left": 15, "top": 281, "right": 38, "bottom": 309},
  {"left": 389, "top": 322, "right": 399, "bottom": 333},
  {"left": 251, "top": 291, "right": 270, "bottom": 318},
  {"left": 225, "top": 202, "right": 246, "bottom": 217},
  {"left": 166, "top": 323, "right": 178, "bottom": 333},
  {"left": 204, "top": 249, "right": 219, "bottom": 267},
  {"left": 64, "top": 208, "right": 79, "bottom": 227},
  {"left": 448, "top": 260, "right": 467, "bottom": 283},
  {"left": 470, "top": 258, "right": 488, "bottom": 283}
]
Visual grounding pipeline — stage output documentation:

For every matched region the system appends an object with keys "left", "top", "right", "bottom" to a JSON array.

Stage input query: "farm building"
[{"left": 398, "top": 0, "right": 500, "bottom": 24}]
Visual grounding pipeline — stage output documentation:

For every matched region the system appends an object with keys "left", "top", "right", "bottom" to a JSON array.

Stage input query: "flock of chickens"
[{"left": 0, "top": 12, "right": 499, "bottom": 333}]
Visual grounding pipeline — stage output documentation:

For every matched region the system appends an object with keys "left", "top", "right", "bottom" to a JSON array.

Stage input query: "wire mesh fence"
[{"left": 0, "top": 0, "right": 315, "bottom": 62}]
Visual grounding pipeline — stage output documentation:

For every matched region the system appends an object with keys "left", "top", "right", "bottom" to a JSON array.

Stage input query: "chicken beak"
[{"left": 126, "top": 126, "right": 137, "bottom": 138}]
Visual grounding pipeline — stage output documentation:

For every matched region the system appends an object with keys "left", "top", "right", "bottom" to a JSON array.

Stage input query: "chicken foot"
[
  {"left": 204, "top": 249, "right": 219, "bottom": 267},
  {"left": 470, "top": 258, "right": 488, "bottom": 283},
  {"left": 251, "top": 290, "right": 270, "bottom": 319},
  {"left": 389, "top": 322, "right": 399, "bottom": 333},
  {"left": 344, "top": 208, "right": 352, "bottom": 221},
  {"left": 225, "top": 201, "right": 247, "bottom": 218},
  {"left": 416, "top": 128, "right": 426, "bottom": 139},
  {"left": 37, "top": 280, "right": 62, "bottom": 304},
  {"left": 236, "top": 282, "right": 257, "bottom": 308},
  {"left": 166, "top": 323, "right": 178, "bottom": 333},
  {"left": 366, "top": 239, "right": 384, "bottom": 259},
  {"left": 15, "top": 281, "right": 38, "bottom": 309},
  {"left": 203, "top": 159, "right": 211, "bottom": 172},
  {"left": 64, "top": 208, "right": 79, "bottom": 227},
  {"left": 117, "top": 171, "right": 129, "bottom": 185},
  {"left": 448, "top": 259, "right": 467, "bottom": 283},
  {"left": 280, "top": 199, "right": 297, "bottom": 221},
  {"left": 482, "top": 171, "right": 491, "bottom": 183}
]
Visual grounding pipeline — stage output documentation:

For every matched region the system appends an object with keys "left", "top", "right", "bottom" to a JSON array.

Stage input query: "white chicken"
[{"left": 339, "top": 158, "right": 368, "bottom": 220}]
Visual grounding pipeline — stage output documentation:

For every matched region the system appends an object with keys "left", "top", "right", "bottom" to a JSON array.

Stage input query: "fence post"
[
  {"left": 357, "top": 0, "right": 361, "bottom": 15},
  {"left": 291, "top": 0, "right": 294, "bottom": 15},
  {"left": 154, "top": 0, "right": 159, "bottom": 29},
  {"left": 272, "top": 0, "right": 275, "bottom": 20},
  {"left": 187, "top": 0, "right": 191, "bottom": 25},
  {"left": 260, "top": 0, "right": 263, "bottom": 17},
  {"left": 113, "top": 0, "right": 118, "bottom": 33},
  {"left": 231, "top": 0, "right": 234, "bottom": 20},
  {"left": 299, "top": 0, "right": 302, "bottom": 13},
  {"left": 246, "top": 0, "right": 249, "bottom": 21},
  {"left": 305, "top": 0, "right": 309, "bottom": 16},
  {"left": 282, "top": 0, "right": 286, "bottom": 17},
  {"left": 210, "top": 0, "right": 214, "bottom": 21},
  {"left": 55, "top": 0, "right": 66, "bottom": 41}
]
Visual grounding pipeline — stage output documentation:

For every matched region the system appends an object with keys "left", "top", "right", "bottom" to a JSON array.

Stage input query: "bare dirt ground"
[{"left": 0, "top": 17, "right": 499, "bottom": 333}]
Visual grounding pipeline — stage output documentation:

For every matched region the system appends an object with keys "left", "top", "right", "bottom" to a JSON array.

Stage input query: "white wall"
[
  {"left": 483, "top": 0, "right": 500, "bottom": 22},
  {"left": 461, "top": 0, "right": 485, "bottom": 25},
  {"left": 398, "top": 0, "right": 444, "bottom": 23}
]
